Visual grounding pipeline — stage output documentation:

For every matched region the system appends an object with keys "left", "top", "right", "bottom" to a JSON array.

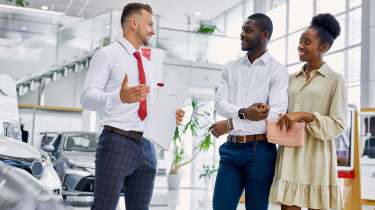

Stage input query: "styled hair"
[
  {"left": 120, "top": 3, "right": 153, "bottom": 26},
  {"left": 247, "top": 13, "right": 273, "bottom": 40},
  {"left": 310, "top": 13, "right": 341, "bottom": 47}
]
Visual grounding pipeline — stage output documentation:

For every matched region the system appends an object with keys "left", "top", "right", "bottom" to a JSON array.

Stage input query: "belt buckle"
[{"left": 238, "top": 136, "right": 247, "bottom": 143}]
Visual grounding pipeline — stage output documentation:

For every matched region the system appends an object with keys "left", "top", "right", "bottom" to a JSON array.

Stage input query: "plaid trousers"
[{"left": 91, "top": 128, "right": 157, "bottom": 210}]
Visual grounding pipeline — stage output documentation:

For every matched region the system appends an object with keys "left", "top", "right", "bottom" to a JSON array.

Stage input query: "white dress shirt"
[
  {"left": 81, "top": 37, "right": 155, "bottom": 132},
  {"left": 215, "top": 51, "right": 289, "bottom": 136}
]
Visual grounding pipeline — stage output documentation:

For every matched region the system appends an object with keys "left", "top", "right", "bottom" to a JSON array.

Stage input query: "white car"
[
  {"left": 0, "top": 135, "right": 62, "bottom": 196},
  {"left": 0, "top": 161, "right": 71, "bottom": 210},
  {"left": 0, "top": 74, "right": 62, "bottom": 197}
]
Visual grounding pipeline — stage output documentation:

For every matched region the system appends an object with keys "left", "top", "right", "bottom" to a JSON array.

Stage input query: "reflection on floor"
[
  {"left": 71, "top": 165, "right": 375, "bottom": 210},
  {"left": 71, "top": 187, "right": 374, "bottom": 210},
  {"left": 72, "top": 188, "right": 276, "bottom": 210}
]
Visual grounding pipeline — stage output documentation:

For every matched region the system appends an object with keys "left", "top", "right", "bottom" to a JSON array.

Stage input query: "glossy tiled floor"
[
  {"left": 71, "top": 188, "right": 374, "bottom": 210},
  {"left": 72, "top": 162, "right": 375, "bottom": 210},
  {"left": 72, "top": 188, "right": 278, "bottom": 210}
]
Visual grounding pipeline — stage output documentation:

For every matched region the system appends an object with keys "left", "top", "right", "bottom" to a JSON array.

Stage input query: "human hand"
[
  {"left": 176, "top": 109, "right": 185, "bottom": 125},
  {"left": 119, "top": 74, "right": 150, "bottom": 103},
  {"left": 276, "top": 112, "right": 305, "bottom": 131},
  {"left": 209, "top": 119, "right": 232, "bottom": 138},
  {"left": 244, "top": 103, "right": 270, "bottom": 121}
]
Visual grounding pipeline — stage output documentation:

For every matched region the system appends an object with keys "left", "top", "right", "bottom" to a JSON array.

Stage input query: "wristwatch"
[{"left": 238, "top": 108, "right": 246, "bottom": 119}]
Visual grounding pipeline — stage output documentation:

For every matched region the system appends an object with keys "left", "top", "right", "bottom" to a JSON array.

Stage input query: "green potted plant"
[
  {"left": 5, "top": 0, "right": 30, "bottom": 7},
  {"left": 195, "top": 21, "right": 217, "bottom": 62},
  {"left": 196, "top": 21, "right": 217, "bottom": 34},
  {"left": 168, "top": 98, "right": 215, "bottom": 190},
  {"left": 199, "top": 164, "right": 218, "bottom": 188}
]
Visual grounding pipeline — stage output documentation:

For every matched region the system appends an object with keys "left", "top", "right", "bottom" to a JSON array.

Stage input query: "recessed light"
[
  {"left": 194, "top": 11, "right": 202, "bottom": 16},
  {"left": 21, "top": 26, "right": 27, "bottom": 31},
  {"left": 41, "top": 5, "right": 48, "bottom": 10}
]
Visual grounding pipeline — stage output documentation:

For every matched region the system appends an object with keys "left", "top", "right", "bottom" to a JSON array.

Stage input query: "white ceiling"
[{"left": 23, "top": 0, "right": 243, "bottom": 30}]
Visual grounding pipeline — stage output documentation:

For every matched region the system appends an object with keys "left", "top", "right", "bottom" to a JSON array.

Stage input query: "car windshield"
[{"left": 63, "top": 133, "right": 97, "bottom": 152}]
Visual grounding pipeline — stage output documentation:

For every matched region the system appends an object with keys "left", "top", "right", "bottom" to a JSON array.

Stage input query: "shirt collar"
[
  {"left": 242, "top": 51, "right": 271, "bottom": 66},
  {"left": 294, "top": 63, "right": 329, "bottom": 78},
  {"left": 118, "top": 37, "right": 137, "bottom": 55}
]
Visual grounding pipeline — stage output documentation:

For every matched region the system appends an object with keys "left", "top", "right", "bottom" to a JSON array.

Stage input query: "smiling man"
[
  {"left": 81, "top": 3, "right": 184, "bottom": 210},
  {"left": 209, "top": 13, "right": 289, "bottom": 210}
]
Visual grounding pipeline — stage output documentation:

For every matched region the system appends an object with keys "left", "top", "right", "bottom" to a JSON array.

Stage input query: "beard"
[
  {"left": 241, "top": 35, "right": 261, "bottom": 52},
  {"left": 136, "top": 30, "right": 149, "bottom": 46},
  {"left": 142, "top": 37, "right": 149, "bottom": 46}
]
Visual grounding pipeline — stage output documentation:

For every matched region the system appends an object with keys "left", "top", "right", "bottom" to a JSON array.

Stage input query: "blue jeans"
[{"left": 213, "top": 140, "right": 277, "bottom": 210}]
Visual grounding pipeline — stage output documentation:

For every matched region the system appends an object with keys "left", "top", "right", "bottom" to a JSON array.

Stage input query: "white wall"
[
  {"left": 19, "top": 108, "right": 82, "bottom": 147},
  {"left": 18, "top": 70, "right": 85, "bottom": 108}
]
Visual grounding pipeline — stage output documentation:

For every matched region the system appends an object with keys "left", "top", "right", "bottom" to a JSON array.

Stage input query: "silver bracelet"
[{"left": 226, "top": 119, "right": 232, "bottom": 130}]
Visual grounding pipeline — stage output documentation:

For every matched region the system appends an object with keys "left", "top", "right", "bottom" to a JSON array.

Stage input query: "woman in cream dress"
[{"left": 269, "top": 14, "right": 347, "bottom": 210}]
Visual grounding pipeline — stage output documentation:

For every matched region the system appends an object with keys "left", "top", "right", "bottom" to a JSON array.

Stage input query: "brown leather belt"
[
  {"left": 103, "top": 125, "right": 143, "bottom": 141},
  {"left": 227, "top": 134, "right": 267, "bottom": 143}
]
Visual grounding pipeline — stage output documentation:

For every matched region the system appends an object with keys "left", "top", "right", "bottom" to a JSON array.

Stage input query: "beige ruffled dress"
[{"left": 269, "top": 63, "right": 346, "bottom": 209}]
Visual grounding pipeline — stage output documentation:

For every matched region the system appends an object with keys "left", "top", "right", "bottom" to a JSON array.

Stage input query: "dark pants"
[
  {"left": 92, "top": 129, "right": 157, "bottom": 210},
  {"left": 213, "top": 140, "right": 277, "bottom": 210}
]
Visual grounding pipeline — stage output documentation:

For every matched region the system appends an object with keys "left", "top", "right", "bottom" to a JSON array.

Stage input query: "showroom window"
[{"left": 265, "top": 0, "right": 362, "bottom": 108}]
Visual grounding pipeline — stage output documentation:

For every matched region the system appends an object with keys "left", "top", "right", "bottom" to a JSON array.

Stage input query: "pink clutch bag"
[{"left": 266, "top": 120, "right": 305, "bottom": 147}]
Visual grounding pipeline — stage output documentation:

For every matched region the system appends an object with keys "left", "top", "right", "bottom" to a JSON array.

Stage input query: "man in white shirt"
[
  {"left": 81, "top": 3, "right": 184, "bottom": 210},
  {"left": 209, "top": 13, "right": 288, "bottom": 210}
]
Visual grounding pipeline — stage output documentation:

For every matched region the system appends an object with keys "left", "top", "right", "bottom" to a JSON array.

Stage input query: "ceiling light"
[
  {"left": 30, "top": 80, "right": 40, "bottom": 90},
  {"left": 61, "top": 67, "right": 68, "bottom": 77},
  {"left": 194, "top": 12, "right": 202, "bottom": 16},
  {"left": 21, "top": 26, "right": 27, "bottom": 31},
  {"left": 41, "top": 5, "right": 49, "bottom": 10}
]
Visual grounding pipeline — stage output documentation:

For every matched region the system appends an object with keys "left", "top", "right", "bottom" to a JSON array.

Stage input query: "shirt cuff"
[{"left": 306, "top": 112, "right": 320, "bottom": 126}]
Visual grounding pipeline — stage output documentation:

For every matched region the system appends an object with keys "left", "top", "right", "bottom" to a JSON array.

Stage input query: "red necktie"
[{"left": 133, "top": 51, "right": 147, "bottom": 121}]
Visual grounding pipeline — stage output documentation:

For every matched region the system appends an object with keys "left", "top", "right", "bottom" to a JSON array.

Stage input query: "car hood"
[
  {"left": 63, "top": 151, "right": 95, "bottom": 169},
  {"left": 0, "top": 136, "right": 41, "bottom": 160}
]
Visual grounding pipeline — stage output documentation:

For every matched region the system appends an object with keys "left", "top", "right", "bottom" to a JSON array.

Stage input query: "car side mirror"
[{"left": 42, "top": 145, "right": 55, "bottom": 153}]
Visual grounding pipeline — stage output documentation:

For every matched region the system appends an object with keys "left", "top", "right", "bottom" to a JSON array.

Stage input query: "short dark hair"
[
  {"left": 310, "top": 13, "right": 340, "bottom": 47},
  {"left": 120, "top": 3, "right": 153, "bottom": 26},
  {"left": 247, "top": 13, "right": 273, "bottom": 40}
]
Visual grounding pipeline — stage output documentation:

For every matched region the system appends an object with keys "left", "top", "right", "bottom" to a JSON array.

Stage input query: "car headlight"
[
  {"left": 39, "top": 150, "right": 51, "bottom": 167},
  {"left": 1, "top": 158, "right": 43, "bottom": 179}
]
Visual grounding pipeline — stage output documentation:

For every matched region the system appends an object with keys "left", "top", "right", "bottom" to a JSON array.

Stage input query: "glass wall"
[
  {"left": 213, "top": 0, "right": 362, "bottom": 107},
  {"left": 201, "top": 0, "right": 363, "bottom": 189},
  {"left": 211, "top": 0, "right": 362, "bottom": 107},
  {"left": 266, "top": 0, "right": 362, "bottom": 108}
]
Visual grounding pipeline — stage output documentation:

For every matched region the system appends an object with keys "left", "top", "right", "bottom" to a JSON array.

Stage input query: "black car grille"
[
  {"left": 73, "top": 176, "right": 125, "bottom": 194},
  {"left": 75, "top": 176, "right": 95, "bottom": 192}
]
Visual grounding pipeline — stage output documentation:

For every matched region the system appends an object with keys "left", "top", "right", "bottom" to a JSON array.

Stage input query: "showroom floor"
[
  {"left": 71, "top": 188, "right": 374, "bottom": 210},
  {"left": 72, "top": 188, "right": 274, "bottom": 210},
  {"left": 71, "top": 160, "right": 375, "bottom": 210}
]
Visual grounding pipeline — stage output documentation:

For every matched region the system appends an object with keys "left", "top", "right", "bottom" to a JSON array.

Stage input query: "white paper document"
[{"left": 143, "top": 70, "right": 188, "bottom": 150}]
